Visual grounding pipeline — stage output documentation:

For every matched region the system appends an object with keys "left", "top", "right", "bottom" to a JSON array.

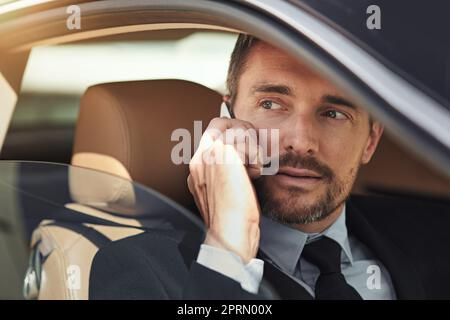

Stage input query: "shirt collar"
[
  {"left": 259, "top": 204, "right": 354, "bottom": 275},
  {"left": 321, "top": 206, "right": 354, "bottom": 265}
]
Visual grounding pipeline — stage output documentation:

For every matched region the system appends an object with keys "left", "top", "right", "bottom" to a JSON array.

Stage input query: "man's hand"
[{"left": 187, "top": 117, "right": 263, "bottom": 264}]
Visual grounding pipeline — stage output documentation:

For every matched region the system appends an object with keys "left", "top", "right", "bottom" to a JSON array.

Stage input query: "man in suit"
[{"left": 89, "top": 35, "right": 450, "bottom": 299}]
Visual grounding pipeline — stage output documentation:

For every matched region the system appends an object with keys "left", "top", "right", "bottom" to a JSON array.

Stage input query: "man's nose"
[{"left": 281, "top": 114, "right": 319, "bottom": 155}]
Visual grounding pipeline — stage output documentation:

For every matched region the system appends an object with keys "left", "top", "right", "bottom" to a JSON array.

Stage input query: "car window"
[{"left": 0, "top": 3, "right": 449, "bottom": 300}]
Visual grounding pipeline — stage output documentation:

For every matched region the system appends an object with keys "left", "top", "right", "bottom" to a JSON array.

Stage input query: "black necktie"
[{"left": 302, "top": 237, "right": 362, "bottom": 300}]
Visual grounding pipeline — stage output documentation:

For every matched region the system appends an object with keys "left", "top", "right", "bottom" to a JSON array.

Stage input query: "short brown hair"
[{"left": 226, "top": 34, "right": 260, "bottom": 105}]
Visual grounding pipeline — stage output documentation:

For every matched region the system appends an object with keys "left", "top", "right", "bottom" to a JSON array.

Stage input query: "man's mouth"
[{"left": 275, "top": 167, "right": 323, "bottom": 189}]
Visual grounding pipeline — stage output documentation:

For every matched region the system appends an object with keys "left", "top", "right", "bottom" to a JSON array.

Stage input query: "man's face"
[{"left": 232, "top": 42, "right": 383, "bottom": 226}]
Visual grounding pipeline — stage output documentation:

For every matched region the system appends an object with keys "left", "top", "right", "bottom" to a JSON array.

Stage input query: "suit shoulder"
[
  {"left": 89, "top": 229, "right": 199, "bottom": 299},
  {"left": 348, "top": 194, "right": 450, "bottom": 231}
]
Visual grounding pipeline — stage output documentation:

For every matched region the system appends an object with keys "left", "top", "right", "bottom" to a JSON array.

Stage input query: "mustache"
[{"left": 277, "top": 153, "right": 334, "bottom": 180}]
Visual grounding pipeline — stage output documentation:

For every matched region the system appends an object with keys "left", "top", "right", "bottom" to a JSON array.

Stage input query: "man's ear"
[{"left": 361, "top": 121, "right": 384, "bottom": 165}]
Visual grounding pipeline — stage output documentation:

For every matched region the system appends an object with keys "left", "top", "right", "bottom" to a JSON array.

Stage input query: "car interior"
[{"left": 1, "top": 27, "right": 449, "bottom": 300}]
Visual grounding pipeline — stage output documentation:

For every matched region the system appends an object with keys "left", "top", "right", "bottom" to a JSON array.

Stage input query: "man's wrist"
[
  {"left": 197, "top": 244, "right": 264, "bottom": 294},
  {"left": 204, "top": 223, "right": 260, "bottom": 264}
]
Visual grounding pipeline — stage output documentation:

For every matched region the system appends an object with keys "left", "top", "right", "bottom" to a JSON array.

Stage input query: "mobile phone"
[{"left": 220, "top": 101, "right": 235, "bottom": 119}]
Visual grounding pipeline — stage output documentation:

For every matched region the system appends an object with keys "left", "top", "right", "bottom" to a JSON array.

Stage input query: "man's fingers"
[{"left": 187, "top": 172, "right": 209, "bottom": 226}]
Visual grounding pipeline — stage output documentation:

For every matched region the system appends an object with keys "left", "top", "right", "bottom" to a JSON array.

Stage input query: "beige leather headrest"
[{"left": 72, "top": 79, "right": 222, "bottom": 208}]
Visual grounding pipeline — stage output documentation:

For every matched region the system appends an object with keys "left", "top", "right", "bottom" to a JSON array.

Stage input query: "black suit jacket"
[{"left": 89, "top": 195, "right": 450, "bottom": 299}]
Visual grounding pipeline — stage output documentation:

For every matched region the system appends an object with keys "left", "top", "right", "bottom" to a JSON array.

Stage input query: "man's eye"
[
  {"left": 322, "top": 109, "right": 348, "bottom": 120},
  {"left": 259, "top": 100, "right": 282, "bottom": 110}
]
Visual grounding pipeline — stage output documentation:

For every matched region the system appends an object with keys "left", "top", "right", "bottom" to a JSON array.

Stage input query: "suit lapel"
[
  {"left": 346, "top": 200, "right": 426, "bottom": 299},
  {"left": 257, "top": 250, "right": 314, "bottom": 300}
]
